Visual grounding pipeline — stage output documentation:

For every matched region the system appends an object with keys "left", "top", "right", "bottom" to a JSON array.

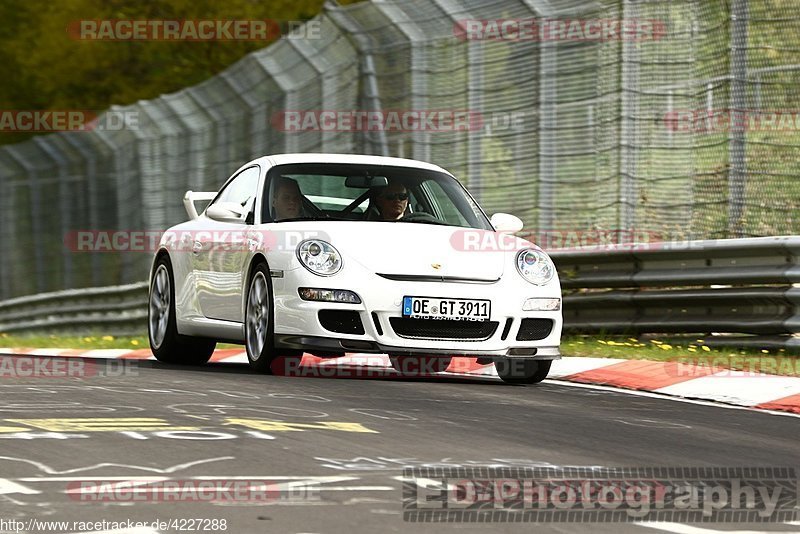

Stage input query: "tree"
[{"left": 0, "top": 0, "right": 361, "bottom": 144}]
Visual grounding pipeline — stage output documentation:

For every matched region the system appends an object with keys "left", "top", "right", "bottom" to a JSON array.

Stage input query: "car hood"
[{"left": 285, "top": 221, "right": 534, "bottom": 281}]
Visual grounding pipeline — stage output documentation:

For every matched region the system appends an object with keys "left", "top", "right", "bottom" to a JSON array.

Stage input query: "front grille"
[
  {"left": 389, "top": 317, "right": 498, "bottom": 341},
  {"left": 318, "top": 310, "right": 365, "bottom": 335},
  {"left": 516, "top": 318, "right": 554, "bottom": 341}
]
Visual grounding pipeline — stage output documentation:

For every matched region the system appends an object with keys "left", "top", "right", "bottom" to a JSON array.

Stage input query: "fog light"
[
  {"left": 299, "top": 288, "right": 361, "bottom": 304},
  {"left": 522, "top": 298, "right": 561, "bottom": 311}
]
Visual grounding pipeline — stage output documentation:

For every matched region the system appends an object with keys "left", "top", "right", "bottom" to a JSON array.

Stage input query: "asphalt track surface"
[{"left": 0, "top": 353, "right": 798, "bottom": 534}]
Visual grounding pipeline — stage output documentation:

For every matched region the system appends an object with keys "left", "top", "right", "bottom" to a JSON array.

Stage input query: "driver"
[
  {"left": 369, "top": 179, "right": 409, "bottom": 221},
  {"left": 272, "top": 177, "right": 303, "bottom": 221}
]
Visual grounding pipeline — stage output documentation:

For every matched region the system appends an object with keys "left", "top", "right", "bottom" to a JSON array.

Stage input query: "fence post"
[
  {"left": 0, "top": 161, "right": 11, "bottom": 299},
  {"left": 728, "top": 0, "right": 749, "bottom": 237},
  {"left": 33, "top": 137, "right": 73, "bottom": 290},
  {"left": 325, "top": 6, "right": 389, "bottom": 156},
  {"left": 466, "top": 41, "right": 483, "bottom": 202},
  {"left": 538, "top": 32, "right": 556, "bottom": 234},
  {"left": 4, "top": 146, "right": 46, "bottom": 293},
  {"left": 619, "top": 0, "right": 639, "bottom": 242},
  {"left": 62, "top": 134, "right": 102, "bottom": 287},
  {"left": 361, "top": 53, "right": 389, "bottom": 156}
]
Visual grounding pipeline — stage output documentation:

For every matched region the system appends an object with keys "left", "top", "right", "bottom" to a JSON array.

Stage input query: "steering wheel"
[{"left": 401, "top": 212, "right": 444, "bottom": 224}]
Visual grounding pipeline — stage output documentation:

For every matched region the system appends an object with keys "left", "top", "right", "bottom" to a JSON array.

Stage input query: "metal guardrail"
[
  {"left": 0, "top": 282, "right": 148, "bottom": 336},
  {"left": 550, "top": 236, "right": 800, "bottom": 350},
  {"left": 2, "top": 237, "right": 800, "bottom": 350}
]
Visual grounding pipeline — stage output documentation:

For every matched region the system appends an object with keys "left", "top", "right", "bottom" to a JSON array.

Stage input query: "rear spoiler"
[{"left": 183, "top": 191, "right": 216, "bottom": 220}]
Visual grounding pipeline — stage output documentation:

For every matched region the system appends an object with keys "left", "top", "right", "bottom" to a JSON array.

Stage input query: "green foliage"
[{"left": 0, "top": 0, "right": 361, "bottom": 144}]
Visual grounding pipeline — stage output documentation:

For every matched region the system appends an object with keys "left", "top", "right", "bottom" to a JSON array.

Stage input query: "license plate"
[{"left": 402, "top": 296, "right": 491, "bottom": 321}]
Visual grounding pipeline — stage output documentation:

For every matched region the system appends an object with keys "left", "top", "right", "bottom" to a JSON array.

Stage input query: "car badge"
[{"left": 431, "top": 263, "right": 442, "bottom": 270}]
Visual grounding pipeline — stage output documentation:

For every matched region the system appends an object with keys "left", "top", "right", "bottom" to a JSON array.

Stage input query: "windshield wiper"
[
  {"left": 399, "top": 218, "right": 451, "bottom": 226},
  {"left": 275, "top": 215, "right": 356, "bottom": 222},
  {"left": 273, "top": 216, "right": 327, "bottom": 222}
]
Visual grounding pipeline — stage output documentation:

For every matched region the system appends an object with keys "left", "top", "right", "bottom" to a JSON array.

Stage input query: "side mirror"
[
  {"left": 183, "top": 190, "right": 216, "bottom": 220},
  {"left": 206, "top": 202, "right": 246, "bottom": 223},
  {"left": 490, "top": 213, "right": 524, "bottom": 234}
]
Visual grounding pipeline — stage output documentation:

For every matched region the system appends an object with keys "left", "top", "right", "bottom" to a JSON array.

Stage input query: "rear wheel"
[
  {"left": 496, "top": 359, "right": 551, "bottom": 384},
  {"left": 148, "top": 256, "right": 216, "bottom": 365},
  {"left": 389, "top": 356, "right": 452, "bottom": 375},
  {"left": 245, "top": 263, "right": 277, "bottom": 373}
]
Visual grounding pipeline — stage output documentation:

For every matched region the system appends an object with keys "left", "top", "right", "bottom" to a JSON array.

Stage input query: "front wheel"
[
  {"left": 148, "top": 256, "right": 216, "bottom": 365},
  {"left": 245, "top": 263, "right": 276, "bottom": 373},
  {"left": 496, "top": 359, "right": 551, "bottom": 384}
]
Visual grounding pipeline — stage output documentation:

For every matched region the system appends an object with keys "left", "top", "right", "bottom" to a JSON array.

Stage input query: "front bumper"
[
  {"left": 274, "top": 334, "right": 561, "bottom": 359},
  {"left": 271, "top": 263, "right": 563, "bottom": 359}
]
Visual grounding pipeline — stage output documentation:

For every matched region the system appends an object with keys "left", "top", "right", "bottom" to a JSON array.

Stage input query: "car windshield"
[{"left": 263, "top": 163, "right": 492, "bottom": 230}]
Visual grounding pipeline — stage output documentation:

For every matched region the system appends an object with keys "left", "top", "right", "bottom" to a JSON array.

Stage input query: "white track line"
[
  {"left": 548, "top": 380, "right": 800, "bottom": 419},
  {"left": 655, "top": 370, "right": 800, "bottom": 407}
]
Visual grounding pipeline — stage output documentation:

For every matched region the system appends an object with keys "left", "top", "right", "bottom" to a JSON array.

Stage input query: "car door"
[{"left": 196, "top": 165, "right": 261, "bottom": 322}]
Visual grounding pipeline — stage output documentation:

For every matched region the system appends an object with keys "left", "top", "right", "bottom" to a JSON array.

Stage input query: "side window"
[{"left": 212, "top": 166, "right": 261, "bottom": 214}]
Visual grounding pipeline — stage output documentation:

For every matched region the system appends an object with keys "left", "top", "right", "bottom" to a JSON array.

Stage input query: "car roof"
[{"left": 254, "top": 153, "right": 453, "bottom": 175}]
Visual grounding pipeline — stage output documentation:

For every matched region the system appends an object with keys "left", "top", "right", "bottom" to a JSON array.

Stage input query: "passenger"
[{"left": 272, "top": 177, "right": 303, "bottom": 221}]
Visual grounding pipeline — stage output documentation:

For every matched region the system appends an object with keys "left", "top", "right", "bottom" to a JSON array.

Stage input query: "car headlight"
[
  {"left": 515, "top": 248, "right": 555, "bottom": 285},
  {"left": 297, "top": 240, "right": 342, "bottom": 276}
]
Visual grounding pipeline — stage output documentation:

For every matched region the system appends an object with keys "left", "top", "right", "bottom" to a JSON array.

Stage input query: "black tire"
[
  {"left": 148, "top": 255, "right": 216, "bottom": 365},
  {"left": 389, "top": 355, "right": 452, "bottom": 375},
  {"left": 496, "top": 359, "right": 552, "bottom": 385},
  {"left": 244, "top": 262, "right": 277, "bottom": 373}
]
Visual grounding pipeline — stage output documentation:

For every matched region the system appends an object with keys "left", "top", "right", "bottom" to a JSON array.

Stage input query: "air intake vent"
[
  {"left": 318, "top": 310, "right": 365, "bottom": 335},
  {"left": 516, "top": 319, "right": 554, "bottom": 341},
  {"left": 389, "top": 318, "right": 498, "bottom": 341}
]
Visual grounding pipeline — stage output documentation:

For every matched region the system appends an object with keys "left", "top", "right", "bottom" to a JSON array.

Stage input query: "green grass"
[
  {"left": 0, "top": 334, "right": 240, "bottom": 350},
  {"left": 0, "top": 333, "right": 796, "bottom": 377},
  {"left": 562, "top": 335, "right": 799, "bottom": 377}
]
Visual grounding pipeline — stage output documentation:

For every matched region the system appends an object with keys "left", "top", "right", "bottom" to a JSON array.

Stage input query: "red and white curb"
[{"left": 1, "top": 348, "right": 800, "bottom": 415}]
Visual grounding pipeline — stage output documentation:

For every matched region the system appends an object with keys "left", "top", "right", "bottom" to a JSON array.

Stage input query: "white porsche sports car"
[{"left": 147, "top": 154, "right": 561, "bottom": 384}]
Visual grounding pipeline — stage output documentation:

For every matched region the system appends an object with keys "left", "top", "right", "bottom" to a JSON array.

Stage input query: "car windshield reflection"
[{"left": 264, "top": 163, "right": 492, "bottom": 230}]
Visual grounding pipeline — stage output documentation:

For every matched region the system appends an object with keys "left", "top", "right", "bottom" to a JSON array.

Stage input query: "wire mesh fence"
[{"left": 0, "top": 0, "right": 798, "bottom": 300}]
